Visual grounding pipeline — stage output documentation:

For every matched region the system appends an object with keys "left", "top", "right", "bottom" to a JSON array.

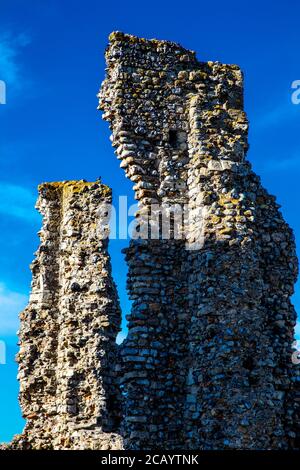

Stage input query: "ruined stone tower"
[
  {"left": 99, "top": 32, "right": 300, "bottom": 450},
  {"left": 14, "top": 181, "right": 122, "bottom": 449},
  {"left": 8, "top": 33, "right": 299, "bottom": 451}
]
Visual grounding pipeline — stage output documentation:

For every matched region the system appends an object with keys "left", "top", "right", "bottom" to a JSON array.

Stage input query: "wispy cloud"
[
  {"left": 116, "top": 331, "right": 127, "bottom": 344},
  {"left": 0, "top": 182, "right": 38, "bottom": 222},
  {"left": 0, "top": 32, "right": 31, "bottom": 91},
  {"left": 253, "top": 99, "right": 299, "bottom": 131},
  {"left": 295, "top": 321, "right": 300, "bottom": 341},
  {"left": 261, "top": 154, "right": 300, "bottom": 173},
  {"left": 0, "top": 283, "right": 27, "bottom": 335}
]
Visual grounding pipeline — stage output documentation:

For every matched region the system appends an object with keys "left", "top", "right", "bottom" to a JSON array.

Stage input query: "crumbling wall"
[
  {"left": 6, "top": 32, "right": 299, "bottom": 452},
  {"left": 99, "top": 33, "right": 197, "bottom": 449},
  {"left": 13, "top": 181, "right": 123, "bottom": 450},
  {"left": 184, "top": 93, "right": 300, "bottom": 449},
  {"left": 99, "top": 32, "right": 300, "bottom": 450}
]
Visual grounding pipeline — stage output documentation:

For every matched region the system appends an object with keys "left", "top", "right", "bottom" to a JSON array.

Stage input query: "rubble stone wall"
[
  {"left": 5, "top": 33, "right": 299, "bottom": 451},
  {"left": 13, "top": 181, "right": 123, "bottom": 450},
  {"left": 99, "top": 32, "right": 300, "bottom": 450}
]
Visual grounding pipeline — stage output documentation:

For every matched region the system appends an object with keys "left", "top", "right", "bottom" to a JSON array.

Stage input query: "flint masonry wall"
[
  {"left": 14, "top": 181, "right": 123, "bottom": 450},
  {"left": 6, "top": 33, "right": 299, "bottom": 451},
  {"left": 99, "top": 32, "right": 300, "bottom": 449},
  {"left": 100, "top": 33, "right": 197, "bottom": 449}
]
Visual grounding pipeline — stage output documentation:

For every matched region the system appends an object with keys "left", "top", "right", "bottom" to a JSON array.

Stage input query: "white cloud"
[
  {"left": 262, "top": 154, "right": 300, "bottom": 172},
  {"left": 0, "top": 283, "right": 27, "bottom": 335},
  {"left": 0, "top": 32, "right": 31, "bottom": 91},
  {"left": 295, "top": 321, "right": 300, "bottom": 340},
  {"left": 116, "top": 331, "right": 127, "bottom": 344},
  {"left": 0, "top": 182, "right": 39, "bottom": 222},
  {"left": 253, "top": 99, "right": 299, "bottom": 131}
]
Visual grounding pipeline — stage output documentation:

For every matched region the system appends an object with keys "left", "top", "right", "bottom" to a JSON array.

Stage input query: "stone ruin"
[
  {"left": 5, "top": 32, "right": 300, "bottom": 450},
  {"left": 9, "top": 181, "right": 122, "bottom": 450}
]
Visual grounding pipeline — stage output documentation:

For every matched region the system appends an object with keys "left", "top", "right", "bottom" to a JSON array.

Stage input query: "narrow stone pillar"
[{"left": 14, "top": 180, "right": 123, "bottom": 449}]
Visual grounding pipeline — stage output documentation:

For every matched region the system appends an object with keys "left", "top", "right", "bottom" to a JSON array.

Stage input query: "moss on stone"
[{"left": 38, "top": 180, "right": 111, "bottom": 197}]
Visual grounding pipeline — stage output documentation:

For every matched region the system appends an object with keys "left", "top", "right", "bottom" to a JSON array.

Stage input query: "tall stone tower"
[
  {"left": 14, "top": 181, "right": 122, "bottom": 449},
  {"left": 99, "top": 32, "right": 299, "bottom": 449}
]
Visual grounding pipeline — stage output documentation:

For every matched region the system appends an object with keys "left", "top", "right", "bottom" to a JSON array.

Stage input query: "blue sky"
[{"left": 0, "top": 0, "right": 299, "bottom": 442}]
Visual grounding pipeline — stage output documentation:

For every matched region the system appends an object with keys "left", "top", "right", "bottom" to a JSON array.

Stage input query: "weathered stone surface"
[
  {"left": 10, "top": 180, "right": 123, "bottom": 449},
  {"left": 4, "top": 32, "right": 299, "bottom": 452},
  {"left": 99, "top": 32, "right": 300, "bottom": 450}
]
